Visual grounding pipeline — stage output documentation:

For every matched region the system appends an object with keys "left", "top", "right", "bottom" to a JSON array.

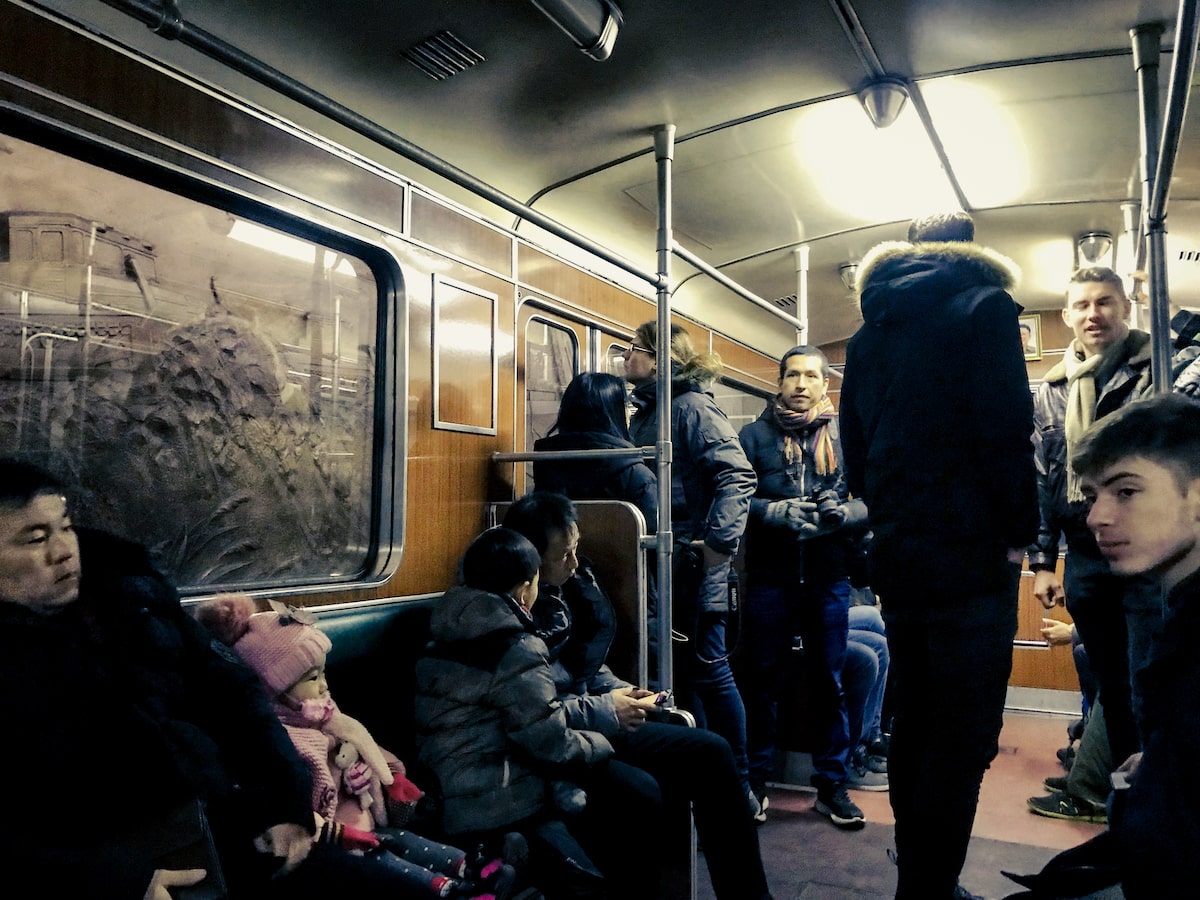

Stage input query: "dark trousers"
[
  {"left": 880, "top": 563, "right": 1019, "bottom": 900},
  {"left": 741, "top": 578, "right": 852, "bottom": 788},
  {"left": 1064, "top": 550, "right": 1159, "bottom": 764},
  {"left": 577, "top": 720, "right": 770, "bottom": 900}
]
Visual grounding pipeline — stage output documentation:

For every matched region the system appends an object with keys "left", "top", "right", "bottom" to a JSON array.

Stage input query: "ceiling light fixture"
[
  {"left": 839, "top": 263, "right": 859, "bottom": 291},
  {"left": 1077, "top": 231, "right": 1114, "bottom": 266},
  {"left": 529, "top": 0, "right": 624, "bottom": 61},
  {"left": 857, "top": 77, "right": 910, "bottom": 129}
]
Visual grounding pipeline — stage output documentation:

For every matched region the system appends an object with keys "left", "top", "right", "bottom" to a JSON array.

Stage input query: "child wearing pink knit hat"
[{"left": 197, "top": 594, "right": 516, "bottom": 899}]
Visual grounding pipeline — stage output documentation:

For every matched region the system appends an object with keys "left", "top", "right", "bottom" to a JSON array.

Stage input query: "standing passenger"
[
  {"left": 737, "top": 345, "right": 879, "bottom": 830},
  {"left": 1026, "top": 266, "right": 1199, "bottom": 823},
  {"left": 533, "top": 370, "right": 657, "bottom": 530},
  {"left": 839, "top": 212, "right": 1038, "bottom": 900},
  {"left": 623, "top": 321, "right": 758, "bottom": 805}
]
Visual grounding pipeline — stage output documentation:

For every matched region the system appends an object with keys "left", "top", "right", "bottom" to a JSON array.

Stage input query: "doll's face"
[{"left": 286, "top": 664, "right": 329, "bottom": 702}]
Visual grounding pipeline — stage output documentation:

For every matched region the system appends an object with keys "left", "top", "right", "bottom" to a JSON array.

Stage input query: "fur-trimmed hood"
[{"left": 856, "top": 239, "right": 1021, "bottom": 325}]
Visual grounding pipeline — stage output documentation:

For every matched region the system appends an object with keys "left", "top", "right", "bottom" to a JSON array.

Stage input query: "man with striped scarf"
[{"left": 737, "top": 345, "right": 874, "bottom": 829}]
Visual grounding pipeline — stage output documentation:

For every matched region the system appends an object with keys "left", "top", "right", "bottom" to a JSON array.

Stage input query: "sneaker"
[
  {"left": 814, "top": 783, "right": 866, "bottom": 829},
  {"left": 1026, "top": 790, "right": 1107, "bottom": 824},
  {"left": 853, "top": 742, "right": 888, "bottom": 774},
  {"left": 749, "top": 786, "right": 769, "bottom": 824},
  {"left": 1042, "top": 774, "right": 1069, "bottom": 793},
  {"left": 1056, "top": 743, "right": 1076, "bottom": 771},
  {"left": 866, "top": 733, "right": 891, "bottom": 758},
  {"left": 953, "top": 884, "right": 984, "bottom": 900},
  {"left": 846, "top": 752, "right": 890, "bottom": 792}
]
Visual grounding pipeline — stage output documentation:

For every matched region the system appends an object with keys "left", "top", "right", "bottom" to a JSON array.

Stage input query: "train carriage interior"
[{"left": 3, "top": 0, "right": 1197, "bottom": 896}]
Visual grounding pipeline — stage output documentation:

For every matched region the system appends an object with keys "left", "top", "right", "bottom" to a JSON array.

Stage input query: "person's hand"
[
  {"left": 1006, "top": 547, "right": 1026, "bottom": 565},
  {"left": 689, "top": 540, "right": 733, "bottom": 571},
  {"left": 762, "top": 499, "right": 819, "bottom": 534},
  {"left": 253, "top": 822, "right": 313, "bottom": 877},
  {"left": 1033, "top": 568, "right": 1065, "bottom": 609},
  {"left": 1040, "top": 618, "right": 1073, "bottom": 645},
  {"left": 144, "top": 868, "right": 206, "bottom": 900},
  {"left": 1115, "top": 751, "right": 1142, "bottom": 783},
  {"left": 612, "top": 686, "right": 657, "bottom": 731}
]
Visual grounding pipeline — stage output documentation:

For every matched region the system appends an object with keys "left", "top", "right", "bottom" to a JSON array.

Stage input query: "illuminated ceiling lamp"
[
  {"left": 839, "top": 263, "right": 860, "bottom": 291},
  {"left": 1076, "top": 231, "right": 1114, "bottom": 267},
  {"left": 529, "top": 0, "right": 624, "bottom": 61},
  {"left": 857, "top": 77, "right": 910, "bottom": 129}
]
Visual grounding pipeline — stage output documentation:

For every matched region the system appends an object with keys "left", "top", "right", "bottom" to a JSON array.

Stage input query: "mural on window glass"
[{"left": 0, "top": 134, "right": 380, "bottom": 588}]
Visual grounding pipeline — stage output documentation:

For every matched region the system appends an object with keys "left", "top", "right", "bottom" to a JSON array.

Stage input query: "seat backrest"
[{"left": 490, "top": 499, "right": 648, "bottom": 686}]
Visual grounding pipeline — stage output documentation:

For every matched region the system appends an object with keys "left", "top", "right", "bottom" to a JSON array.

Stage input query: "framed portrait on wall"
[{"left": 1019, "top": 314, "right": 1042, "bottom": 361}]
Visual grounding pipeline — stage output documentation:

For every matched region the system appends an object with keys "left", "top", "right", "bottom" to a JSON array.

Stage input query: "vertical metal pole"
[
  {"left": 794, "top": 246, "right": 810, "bottom": 345},
  {"left": 1131, "top": 22, "right": 1172, "bottom": 391},
  {"left": 652, "top": 124, "right": 675, "bottom": 694},
  {"left": 1145, "top": 1, "right": 1200, "bottom": 393}
]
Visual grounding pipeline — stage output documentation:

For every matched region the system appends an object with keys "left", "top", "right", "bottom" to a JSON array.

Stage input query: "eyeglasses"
[{"left": 625, "top": 344, "right": 654, "bottom": 355}]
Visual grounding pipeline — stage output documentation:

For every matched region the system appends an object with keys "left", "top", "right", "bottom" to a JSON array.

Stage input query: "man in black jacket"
[
  {"left": 0, "top": 458, "right": 327, "bottom": 899},
  {"left": 840, "top": 213, "right": 1038, "bottom": 900}
]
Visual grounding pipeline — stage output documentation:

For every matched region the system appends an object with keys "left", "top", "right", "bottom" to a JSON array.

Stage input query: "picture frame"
[{"left": 1019, "top": 313, "right": 1042, "bottom": 361}]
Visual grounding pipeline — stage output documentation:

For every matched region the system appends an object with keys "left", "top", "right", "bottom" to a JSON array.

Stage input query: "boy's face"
[
  {"left": 1084, "top": 455, "right": 1200, "bottom": 591},
  {"left": 0, "top": 493, "right": 81, "bottom": 612},
  {"left": 287, "top": 664, "right": 329, "bottom": 702}
]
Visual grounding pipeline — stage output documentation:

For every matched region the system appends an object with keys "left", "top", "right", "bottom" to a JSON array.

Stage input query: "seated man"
[
  {"left": 1070, "top": 394, "right": 1200, "bottom": 898},
  {"left": 0, "top": 458, "right": 365, "bottom": 899},
  {"left": 502, "top": 492, "right": 772, "bottom": 900}
]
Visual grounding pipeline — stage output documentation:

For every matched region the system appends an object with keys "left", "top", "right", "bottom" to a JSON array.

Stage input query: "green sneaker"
[{"left": 1027, "top": 790, "right": 1107, "bottom": 824}]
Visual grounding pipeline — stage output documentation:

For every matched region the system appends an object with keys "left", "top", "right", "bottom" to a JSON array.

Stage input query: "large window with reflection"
[{"left": 0, "top": 133, "right": 389, "bottom": 590}]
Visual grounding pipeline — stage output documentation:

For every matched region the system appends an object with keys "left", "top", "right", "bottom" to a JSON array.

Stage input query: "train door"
[{"left": 516, "top": 300, "right": 582, "bottom": 496}]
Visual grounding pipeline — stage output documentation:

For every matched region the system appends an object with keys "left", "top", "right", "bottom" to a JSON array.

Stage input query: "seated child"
[
  {"left": 1070, "top": 393, "right": 1200, "bottom": 898},
  {"left": 197, "top": 594, "right": 516, "bottom": 899}
]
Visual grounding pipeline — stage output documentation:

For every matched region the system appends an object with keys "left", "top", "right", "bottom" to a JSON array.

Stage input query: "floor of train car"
[{"left": 696, "top": 708, "right": 1114, "bottom": 900}]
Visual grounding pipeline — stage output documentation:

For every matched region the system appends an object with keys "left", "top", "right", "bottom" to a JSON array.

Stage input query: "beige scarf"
[{"left": 1063, "top": 332, "right": 1130, "bottom": 501}]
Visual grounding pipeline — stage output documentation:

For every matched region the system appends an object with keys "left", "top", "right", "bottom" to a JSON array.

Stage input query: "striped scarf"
[
  {"left": 1063, "top": 331, "right": 1131, "bottom": 502},
  {"left": 772, "top": 394, "right": 837, "bottom": 475}
]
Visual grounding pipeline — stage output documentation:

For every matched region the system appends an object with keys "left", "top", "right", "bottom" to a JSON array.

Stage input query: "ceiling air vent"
[
  {"left": 772, "top": 294, "right": 797, "bottom": 311},
  {"left": 401, "top": 31, "right": 485, "bottom": 81}
]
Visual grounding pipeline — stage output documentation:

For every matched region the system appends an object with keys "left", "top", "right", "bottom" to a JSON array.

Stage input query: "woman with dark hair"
[{"left": 533, "top": 371, "right": 657, "bottom": 531}]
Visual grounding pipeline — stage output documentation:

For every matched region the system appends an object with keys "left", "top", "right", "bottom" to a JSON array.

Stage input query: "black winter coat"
[
  {"left": 840, "top": 240, "right": 1037, "bottom": 600},
  {"left": 533, "top": 430, "right": 657, "bottom": 531},
  {"left": 0, "top": 529, "right": 313, "bottom": 899}
]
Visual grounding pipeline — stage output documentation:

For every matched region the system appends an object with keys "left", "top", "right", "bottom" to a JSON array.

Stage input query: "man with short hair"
[
  {"left": 502, "top": 492, "right": 772, "bottom": 900},
  {"left": 840, "top": 212, "right": 1038, "bottom": 900},
  {"left": 0, "top": 457, "right": 345, "bottom": 899},
  {"left": 1025, "top": 266, "right": 1195, "bottom": 822},
  {"left": 737, "top": 345, "right": 880, "bottom": 831},
  {"left": 1071, "top": 394, "right": 1200, "bottom": 898}
]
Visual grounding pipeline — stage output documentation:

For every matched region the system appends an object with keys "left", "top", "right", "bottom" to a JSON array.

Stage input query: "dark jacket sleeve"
[
  {"left": 968, "top": 289, "right": 1038, "bottom": 550},
  {"left": 679, "top": 395, "right": 757, "bottom": 555}
]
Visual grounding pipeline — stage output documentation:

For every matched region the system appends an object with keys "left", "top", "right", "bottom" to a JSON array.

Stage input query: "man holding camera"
[{"left": 737, "top": 345, "right": 876, "bottom": 829}]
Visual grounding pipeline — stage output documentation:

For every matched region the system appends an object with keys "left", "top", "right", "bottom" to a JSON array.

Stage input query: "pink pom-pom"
[{"left": 194, "top": 593, "right": 256, "bottom": 646}]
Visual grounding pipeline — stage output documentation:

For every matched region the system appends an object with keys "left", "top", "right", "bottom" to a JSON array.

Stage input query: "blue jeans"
[
  {"left": 848, "top": 603, "right": 890, "bottom": 747},
  {"left": 882, "top": 562, "right": 1020, "bottom": 900},
  {"left": 670, "top": 555, "right": 752, "bottom": 795},
  {"left": 742, "top": 578, "right": 852, "bottom": 788}
]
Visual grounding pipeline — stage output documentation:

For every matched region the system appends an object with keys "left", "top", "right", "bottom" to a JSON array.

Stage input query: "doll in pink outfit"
[{"left": 197, "top": 594, "right": 515, "bottom": 899}]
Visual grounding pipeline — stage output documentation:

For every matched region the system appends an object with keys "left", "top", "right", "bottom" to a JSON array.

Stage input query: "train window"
[
  {"left": 1, "top": 134, "right": 387, "bottom": 592},
  {"left": 524, "top": 317, "right": 578, "bottom": 485},
  {"left": 432, "top": 275, "right": 498, "bottom": 435}
]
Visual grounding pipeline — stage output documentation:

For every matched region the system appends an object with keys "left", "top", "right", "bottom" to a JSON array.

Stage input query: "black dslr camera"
[{"left": 810, "top": 488, "right": 846, "bottom": 528}]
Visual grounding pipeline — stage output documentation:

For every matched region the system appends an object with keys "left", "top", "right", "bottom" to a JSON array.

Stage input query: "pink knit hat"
[{"left": 196, "top": 594, "right": 331, "bottom": 695}]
